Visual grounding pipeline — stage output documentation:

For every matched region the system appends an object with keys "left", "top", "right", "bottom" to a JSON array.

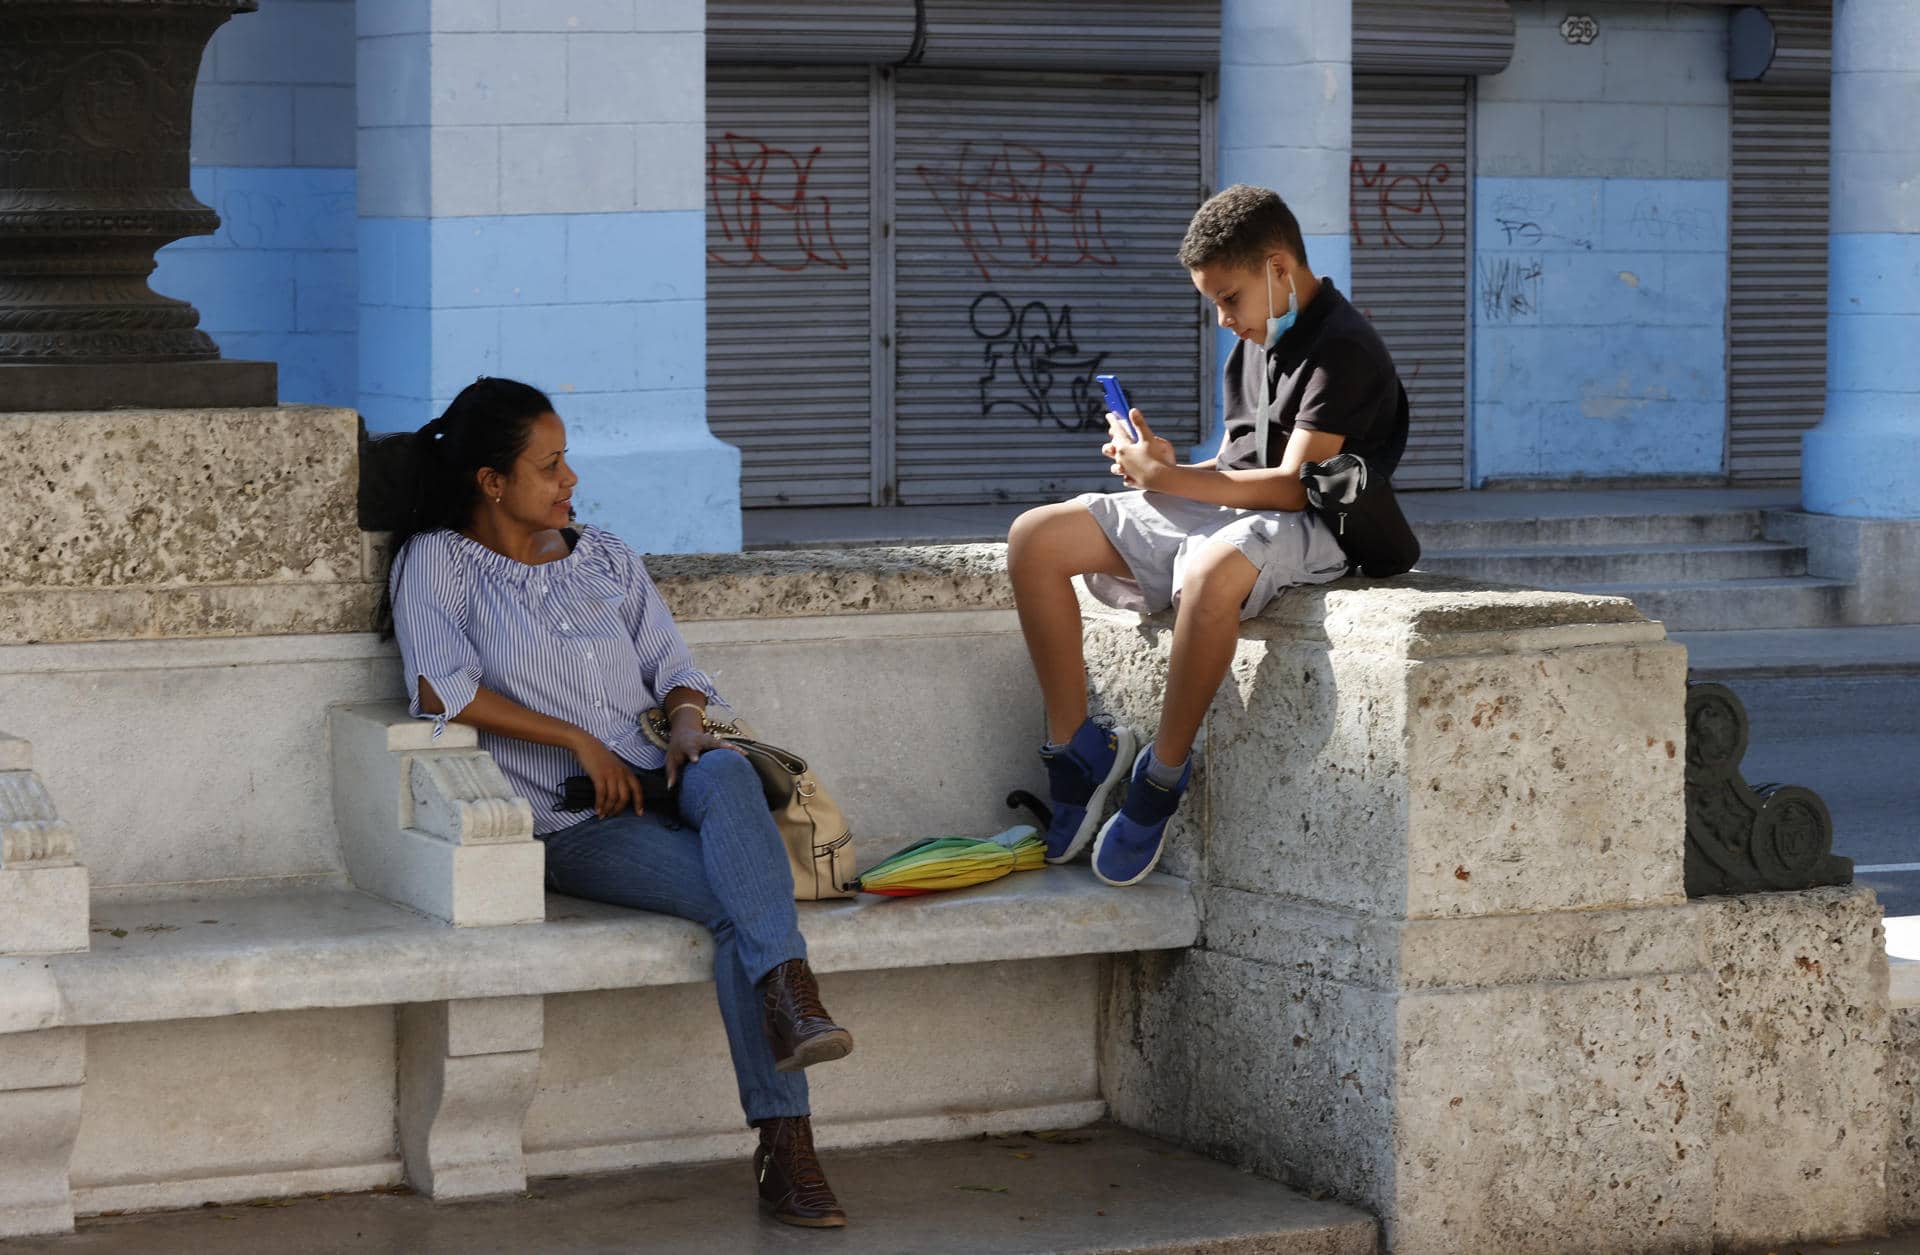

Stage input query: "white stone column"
[
  {"left": 0, "top": 1028, "right": 85, "bottom": 1238},
  {"left": 1800, "top": 0, "right": 1920, "bottom": 518},
  {"left": 398, "top": 996, "right": 544, "bottom": 1200}
]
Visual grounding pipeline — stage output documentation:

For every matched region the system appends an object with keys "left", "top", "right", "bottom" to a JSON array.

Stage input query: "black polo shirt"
[{"left": 1218, "top": 279, "right": 1409, "bottom": 478}]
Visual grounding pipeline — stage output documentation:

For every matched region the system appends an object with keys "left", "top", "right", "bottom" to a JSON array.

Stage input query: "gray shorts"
[{"left": 1076, "top": 490, "right": 1351, "bottom": 619}]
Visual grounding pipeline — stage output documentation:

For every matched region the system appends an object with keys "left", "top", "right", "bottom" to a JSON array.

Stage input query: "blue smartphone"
[{"left": 1096, "top": 374, "right": 1138, "bottom": 441}]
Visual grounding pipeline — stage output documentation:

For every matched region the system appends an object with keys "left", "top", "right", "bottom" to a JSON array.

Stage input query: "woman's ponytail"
[{"left": 373, "top": 376, "right": 557, "bottom": 638}]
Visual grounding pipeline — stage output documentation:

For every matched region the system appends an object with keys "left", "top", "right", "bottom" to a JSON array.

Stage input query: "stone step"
[
  {"left": 1414, "top": 508, "right": 1766, "bottom": 552},
  {"left": 16, "top": 1124, "right": 1380, "bottom": 1255},
  {"left": 1567, "top": 576, "right": 1853, "bottom": 632},
  {"left": 1417, "top": 540, "right": 1806, "bottom": 586}
]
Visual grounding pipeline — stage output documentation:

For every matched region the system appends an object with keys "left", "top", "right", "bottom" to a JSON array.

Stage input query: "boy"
[{"left": 1006, "top": 184, "right": 1410, "bottom": 887}]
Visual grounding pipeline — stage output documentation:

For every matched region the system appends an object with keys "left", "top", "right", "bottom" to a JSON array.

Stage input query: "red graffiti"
[
  {"left": 1350, "top": 159, "right": 1454, "bottom": 251},
  {"left": 916, "top": 142, "right": 1118, "bottom": 282},
  {"left": 707, "top": 132, "right": 849, "bottom": 272}
]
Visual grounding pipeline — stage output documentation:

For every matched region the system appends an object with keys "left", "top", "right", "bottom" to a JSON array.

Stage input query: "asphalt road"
[{"left": 1729, "top": 673, "right": 1920, "bottom": 916}]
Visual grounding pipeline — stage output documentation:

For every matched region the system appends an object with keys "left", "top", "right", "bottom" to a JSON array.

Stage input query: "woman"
[{"left": 379, "top": 376, "right": 852, "bottom": 1228}]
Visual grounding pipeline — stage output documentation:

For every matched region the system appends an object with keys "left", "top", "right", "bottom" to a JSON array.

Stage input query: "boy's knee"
[
  {"left": 1007, "top": 505, "right": 1063, "bottom": 569},
  {"left": 1180, "top": 547, "right": 1258, "bottom": 612},
  {"left": 1007, "top": 505, "right": 1051, "bottom": 552}
]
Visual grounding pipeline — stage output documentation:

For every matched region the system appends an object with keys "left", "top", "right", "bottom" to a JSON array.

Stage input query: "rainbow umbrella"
[{"left": 855, "top": 826, "right": 1044, "bottom": 897}]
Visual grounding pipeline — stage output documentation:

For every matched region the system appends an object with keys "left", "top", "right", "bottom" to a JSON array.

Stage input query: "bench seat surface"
[{"left": 0, "top": 868, "right": 1197, "bottom": 1033}]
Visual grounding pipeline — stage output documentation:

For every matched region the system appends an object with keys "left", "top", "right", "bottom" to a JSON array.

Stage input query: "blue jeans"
[{"left": 539, "top": 749, "right": 809, "bottom": 1125}]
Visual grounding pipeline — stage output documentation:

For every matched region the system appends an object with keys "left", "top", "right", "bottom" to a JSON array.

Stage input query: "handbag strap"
[{"left": 723, "top": 736, "right": 809, "bottom": 777}]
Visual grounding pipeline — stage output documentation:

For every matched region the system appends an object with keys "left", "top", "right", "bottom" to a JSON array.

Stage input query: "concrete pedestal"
[{"left": 1090, "top": 575, "right": 1893, "bottom": 1253}]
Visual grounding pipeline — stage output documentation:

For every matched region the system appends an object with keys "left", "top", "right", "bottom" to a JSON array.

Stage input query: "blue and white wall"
[
  {"left": 156, "top": 0, "right": 358, "bottom": 409},
  {"left": 1471, "top": 3, "right": 1730, "bottom": 484},
  {"left": 354, "top": 0, "right": 736, "bottom": 551}
]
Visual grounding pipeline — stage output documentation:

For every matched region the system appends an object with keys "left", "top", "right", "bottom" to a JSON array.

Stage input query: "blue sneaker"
[
  {"left": 1091, "top": 747, "right": 1191, "bottom": 887},
  {"left": 1038, "top": 718, "right": 1138, "bottom": 864}
]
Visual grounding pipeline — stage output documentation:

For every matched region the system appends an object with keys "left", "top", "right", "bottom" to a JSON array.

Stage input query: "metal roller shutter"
[
  {"left": 707, "top": 1, "right": 916, "bottom": 65},
  {"left": 890, "top": 69, "right": 1208, "bottom": 504},
  {"left": 1350, "top": 75, "right": 1470, "bottom": 489},
  {"left": 1353, "top": 0, "right": 1515, "bottom": 77},
  {"left": 918, "top": 0, "right": 1221, "bottom": 71},
  {"left": 707, "top": 67, "right": 876, "bottom": 506},
  {"left": 1727, "top": 7, "right": 1829, "bottom": 484}
]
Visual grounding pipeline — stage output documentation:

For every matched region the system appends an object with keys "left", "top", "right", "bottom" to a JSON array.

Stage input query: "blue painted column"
[
  {"left": 355, "top": 0, "right": 740, "bottom": 552},
  {"left": 1801, "top": 0, "right": 1920, "bottom": 518},
  {"left": 1204, "top": 0, "right": 1352, "bottom": 450}
]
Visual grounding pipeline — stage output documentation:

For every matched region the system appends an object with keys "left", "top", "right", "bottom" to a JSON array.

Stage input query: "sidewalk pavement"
[{"left": 0, "top": 1125, "right": 1373, "bottom": 1255}]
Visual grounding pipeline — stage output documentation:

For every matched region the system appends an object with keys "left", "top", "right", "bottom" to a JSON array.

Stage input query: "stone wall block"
[
  {"left": 1404, "top": 640, "right": 1688, "bottom": 917},
  {"left": 1103, "top": 947, "right": 1398, "bottom": 1206},
  {"left": 1206, "top": 642, "right": 1410, "bottom": 912},
  {"left": 1705, "top": 887, "right": 1891, "bottom": 1248},
  {"left": 0, "top": 407, "right": 377, "bottom": 645},
  {"left": 398, "top": 997, "right": 544, "bottom": 1200},
  {"left": 1391, "top": 974, "right": 1715, "bottom": 1253},
  {"left": 0, "top": 1028, "right": 85, "bottom": 1238},
  {"left": 1891, "top": 1006, "right": 1920, "bottom": 1228}
]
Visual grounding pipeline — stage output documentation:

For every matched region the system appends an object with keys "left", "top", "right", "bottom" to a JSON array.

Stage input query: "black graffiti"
[
  {"left": 1479, "top": 256, "right": 1543, "bottom": 322},
  {"left": 968, "top": 293, "right": 1108, "bottom": 430}
]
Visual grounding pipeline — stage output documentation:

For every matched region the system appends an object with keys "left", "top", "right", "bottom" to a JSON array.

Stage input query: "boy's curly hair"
[{"left": 1177, "top": 184, "right": 1310, "bottom": 272}]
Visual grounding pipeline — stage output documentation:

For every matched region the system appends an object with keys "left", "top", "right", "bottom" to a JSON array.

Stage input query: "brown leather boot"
[
  {"left": 761, "top": 958, "right": 853, "bottom": 1073},
  {"left": 755, "top": 1116, "right": 847, "bottom": 1227}
]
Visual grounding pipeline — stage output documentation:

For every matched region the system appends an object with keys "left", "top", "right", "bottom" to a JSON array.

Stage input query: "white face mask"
[{"left": 1263, "top": 260, "right": 1299, "bottom": 350}]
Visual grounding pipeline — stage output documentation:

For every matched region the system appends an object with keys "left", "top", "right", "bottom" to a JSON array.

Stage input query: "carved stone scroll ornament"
[
  {"left": 1683, "top": 680, "right": 1850, "bottom": 897},
  {"left": 0, "top": 1, "right": 276, "bottom": 409},
  {"left": 406, "top": 752, "right": 536, "bottom": 847}
]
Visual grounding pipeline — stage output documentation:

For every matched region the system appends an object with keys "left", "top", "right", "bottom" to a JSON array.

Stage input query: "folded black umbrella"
[
  {"left": 1299, "top": 452, "right": 1421, "bottom": 579},
  {"left": 556, "top": 767, "right": 680, "bottom": 816}
]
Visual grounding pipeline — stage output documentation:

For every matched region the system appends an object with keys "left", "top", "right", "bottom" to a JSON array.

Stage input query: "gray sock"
[{"left": 1144, "top": 747, "right": 1187, "bottom": 787}]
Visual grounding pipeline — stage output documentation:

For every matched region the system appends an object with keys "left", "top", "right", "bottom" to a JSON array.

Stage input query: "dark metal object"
[
  {"left": 0, "top": 0, "right": 276, "bottom": 411},
  {"left": 1006, "top": 788, "right": 1052, "bottom": 830},
  {"left": 1684, "top": 680, "right": 1850, "bottom": 897}
]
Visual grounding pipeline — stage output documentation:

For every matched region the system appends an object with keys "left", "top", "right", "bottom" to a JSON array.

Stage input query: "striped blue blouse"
[{"left": 388, "top": 524, "right": 722, "bottom": 835}]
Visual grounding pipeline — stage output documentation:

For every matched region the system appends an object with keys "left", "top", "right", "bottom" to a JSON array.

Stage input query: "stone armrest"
[{"left": 329, "top": 703, "right": 544, "bottom": 927}]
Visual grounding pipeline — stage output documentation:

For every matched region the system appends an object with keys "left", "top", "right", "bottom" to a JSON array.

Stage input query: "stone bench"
[
  {"left": 0, "top": 544, "right": 1899, "bottom": 1252},
  {"left": 0, "top": 546, "right": 1197, "bottom": 1237}
]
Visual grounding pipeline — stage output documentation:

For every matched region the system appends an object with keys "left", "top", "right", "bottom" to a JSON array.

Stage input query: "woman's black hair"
[{"left": 374, "top": 376, "right": 557, "bottom": 638}]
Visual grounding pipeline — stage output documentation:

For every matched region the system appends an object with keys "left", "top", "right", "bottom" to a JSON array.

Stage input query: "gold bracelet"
[{"left": 667, "top": 701, "right": 706, "bottom": 724}]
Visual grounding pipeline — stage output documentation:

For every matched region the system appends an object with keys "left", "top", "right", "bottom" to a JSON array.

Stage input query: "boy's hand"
[{"left": 1103, "top": 410, "right": 1175, "bottom": 488}]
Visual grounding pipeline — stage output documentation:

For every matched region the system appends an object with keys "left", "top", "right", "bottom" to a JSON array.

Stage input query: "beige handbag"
[{"left": 641, "top": 708, "right": 856, "bottom": 901}]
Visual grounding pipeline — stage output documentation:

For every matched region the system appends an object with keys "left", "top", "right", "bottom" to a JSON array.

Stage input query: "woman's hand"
[
  {"left": 570, "top": 731, "right": 645, "bottom": 818},
  {"left": 666, "top": 724, "right": 740, "bottom": 788},
  {"left": 1103, "top": 410, "right": 1176, "bottom": 489}
]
